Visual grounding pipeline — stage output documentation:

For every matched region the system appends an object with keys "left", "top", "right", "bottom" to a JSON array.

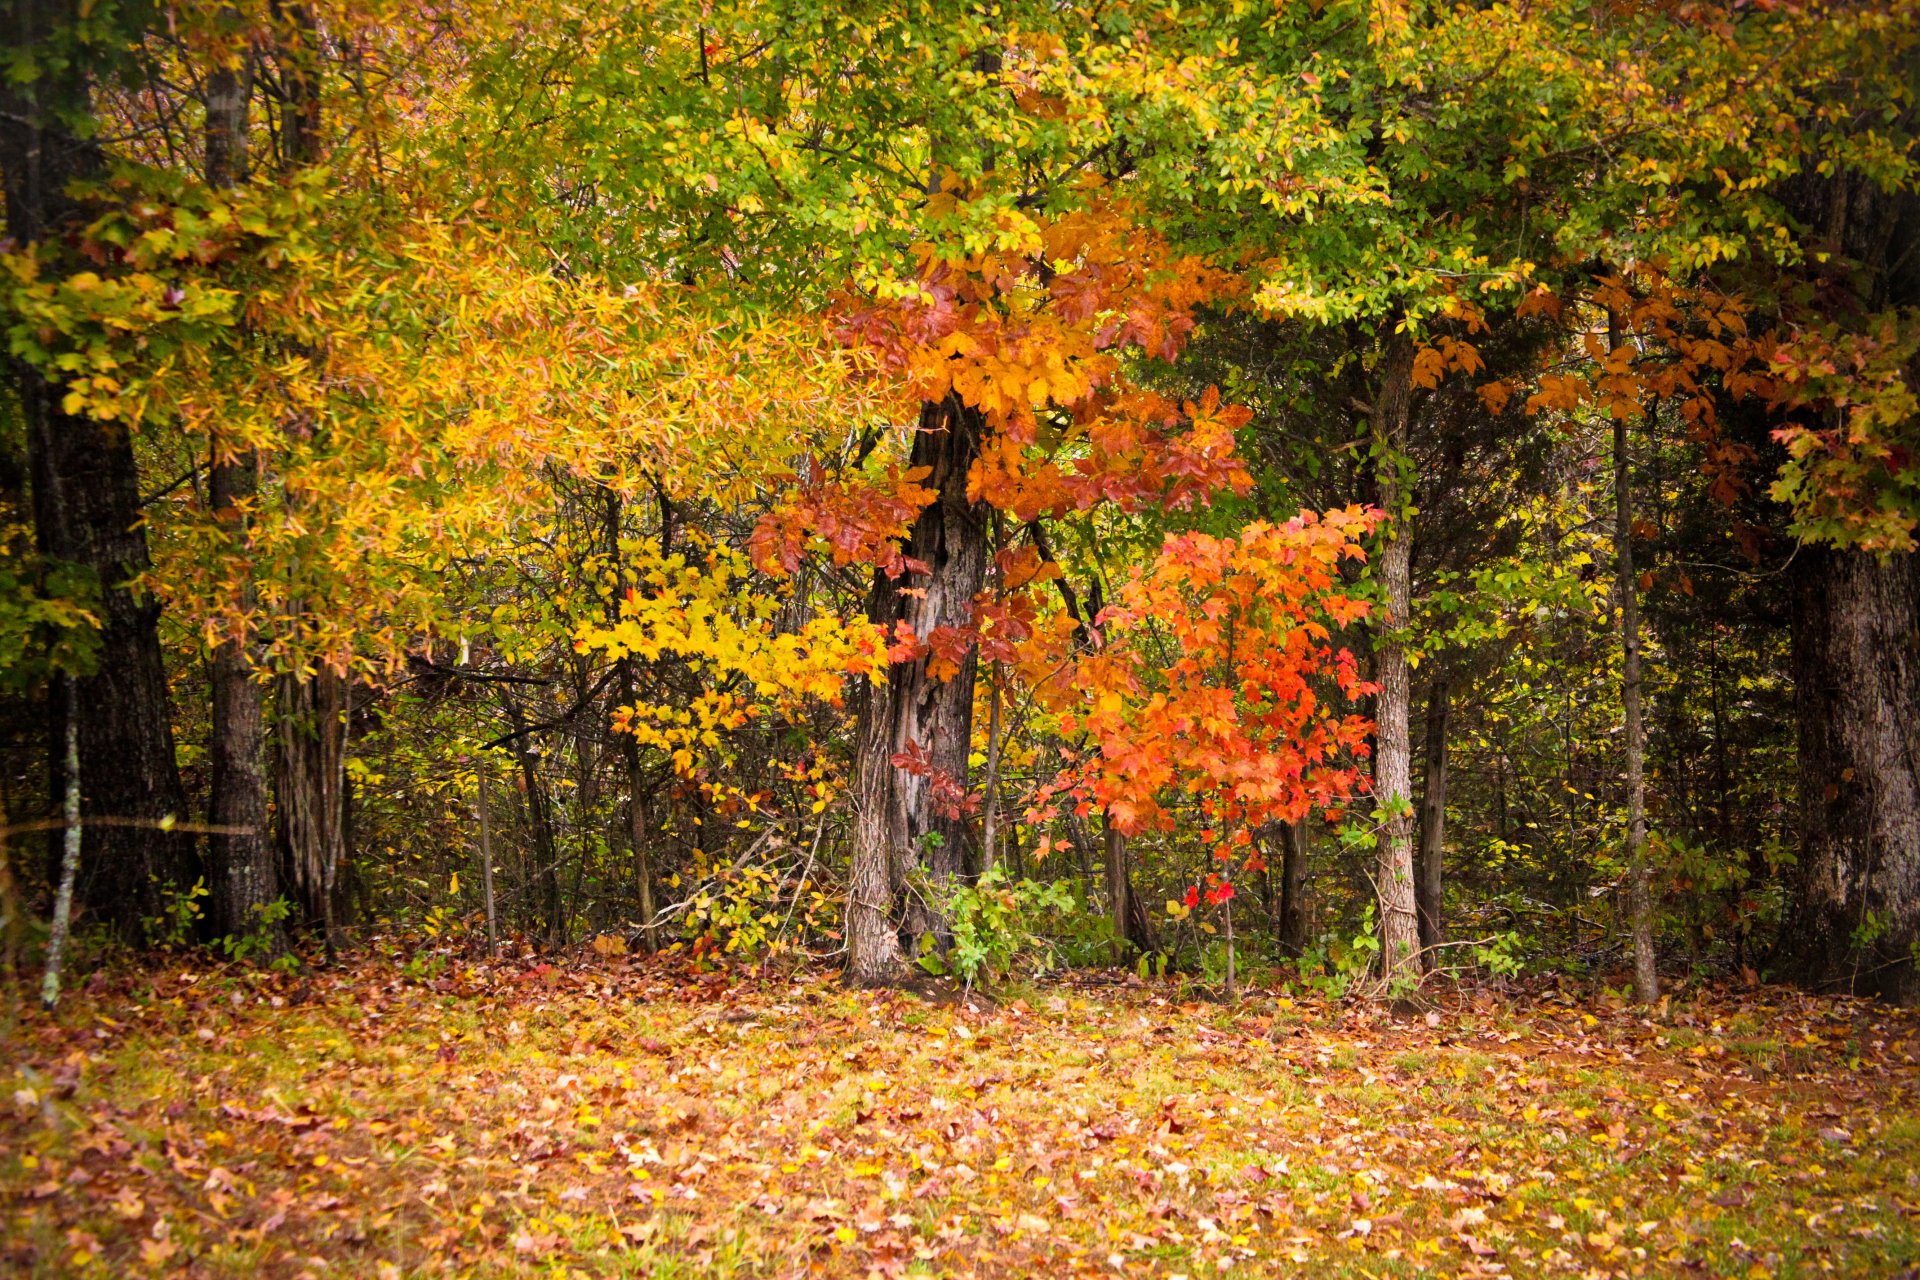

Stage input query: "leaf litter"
[{"left": 4, "top": 958, "right": 1918, "bottom": 1278}]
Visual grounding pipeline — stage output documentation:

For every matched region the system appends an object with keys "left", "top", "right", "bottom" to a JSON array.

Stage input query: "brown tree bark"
[
  {"left": 3, "top": 3, "right": 196, "bottom": 939},
  {"left": 1415, "top": 675, "right": 1450, "bottom": 966},
  {"left": 1103, "top": 820, "right": 1153, "bottom": 961},
  {"left": 274, "top": 664, "right": 346, "bottom": 951},
  {"left": 876, "top": 396, "right": 990, "bottom": 954},
  {"left": 847, "top": 669, "right": 907, "bottom": 984},
  {"left": 1276, "top": 821, "right": 1310, "bottom": 958},
  {"left": 203, "top": 43, "right": 278, "bottom": 945},
  {"left": 1770, "top": 111, "right": 1920, "bottom": 1004},
  {"left": 1369, "top": 336, "right": 1422, "bottom": 990},
  {"left": 1779, "top": 546, "right": 1920, "bottom": 1002}
]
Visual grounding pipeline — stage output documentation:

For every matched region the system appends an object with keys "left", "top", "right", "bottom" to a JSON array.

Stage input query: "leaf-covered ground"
[{"left": 4, "top": 957, "right": 1918, "bottom": 1278}]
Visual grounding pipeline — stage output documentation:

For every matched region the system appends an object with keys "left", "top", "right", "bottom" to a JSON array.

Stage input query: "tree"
[{"left": 2, "top": 0, "right": 197, "bottom": 937}]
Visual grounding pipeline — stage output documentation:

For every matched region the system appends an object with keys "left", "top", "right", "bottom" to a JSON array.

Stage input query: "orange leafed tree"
[
  {"left": 1061, "top": 509, "right": 1381, "bottom": 841},
  {"left": 754, "top": 194, "right": 1256, "bottom": 982}
]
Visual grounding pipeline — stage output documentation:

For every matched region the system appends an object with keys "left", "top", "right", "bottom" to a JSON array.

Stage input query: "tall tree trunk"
[
  {"left": 1779, "top": 546, "right": 1920, "bottom": 1002},
  {"left": 1416, "top": 675, "right": 1450, "bottom": 967},
  {"left": 275, "top": 664, "right": 346, "bottom": 951},
  {"left": 879, "top": 395, "right": 990, "bottom": 954},
  {"left": 2, "top": 8, "right": 195, "bottom": 940},
  {"left": 1613, "top": 351, "right": 1657, "bottom": 1003},
  {"left": 262, "top": 0, "right": 349, "bottom": 952},
  {"left": 1770, "top": 110, "right": 1920, "bottom": 1004},
  {"left": 1369, "top": 336, "right": 1422, "bottom": 990},
  {"left": 1277, "top": 820, "right": 1310, "bottom": 959},
  {"left": 203, "top": 44, "right": 277, "bottom": 944}
]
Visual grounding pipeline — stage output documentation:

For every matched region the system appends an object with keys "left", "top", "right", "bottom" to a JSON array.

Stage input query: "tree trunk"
[
  {"left": 847, "top": 670, "right": 906, "bottom": 984},
  {"left": 2, "top": 18, "right": 196, "bottom": 940},
  {"left": 208, "top": 542, "right": 273, "bottom": 941},
  {"left": 275, "top": 665, "right": 346, "bottom": 951},
  {"left": 1613, "top": 360, "right": 1657, "bottom": 1003},
  {"left": 203, "top": 46, "right": 277, "bottom": 945},
  {"left": 603, "top": 488, "right": 659, "bottom": 951},
  {"left": 476, "top": 761, "right": 498, "bottom": 958},
  {"left": 1369, "top": 336, "right": 1422, "bottom": 990},
  {"left": 1416, "top": 675, "right": 1450, "bottom": 966},
  {"left": 879, "top": 395, "right": 990, "bottom": 953},
  {"left": 1103, "top": 819, "right": 1152, "bottom": 961},
  {"left": 501, "top": 697, "right": 563, "bottom": 948},
  {"left": 1277, "top": 820, "right": 1310, "bottom": 959},
  {"left": 1770, "top": 114, "right": 1920, "bottom": 1004},
  {"left": 39, "top": 701, "right": 80, "bottom": 1010},
  {"left": 1779, "top": 545, "right": 1920, "bottom": 1002}
]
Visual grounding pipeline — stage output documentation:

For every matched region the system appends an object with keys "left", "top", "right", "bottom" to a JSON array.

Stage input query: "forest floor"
[{"left": 3, "top": 953, "right": 1918, "bottom": 1279}]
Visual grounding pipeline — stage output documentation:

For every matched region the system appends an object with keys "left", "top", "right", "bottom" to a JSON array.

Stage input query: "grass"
[{"left": 2, "top": 953, "right": 1918, "bottom": 1277}]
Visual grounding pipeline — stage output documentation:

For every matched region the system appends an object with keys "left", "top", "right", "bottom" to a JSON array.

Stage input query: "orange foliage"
[{"left": 1037, "top": 508, "right": 1383, "bottom": 886}]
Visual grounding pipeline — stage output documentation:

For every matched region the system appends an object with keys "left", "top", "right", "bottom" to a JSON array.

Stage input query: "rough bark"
[
  {"left": 1276, "top": 820, "right": 1310, "bottom": 959},
  {"left": 203, "top": 47, "right": 278, "bottom": 945},
  {"left": 1614, "top": 396, "right": 1658, "bottom": 1003},
  {"left": 847, "top": 671, "right": 906, "bottom": 984},
  {"left": 882, "top": 396, "right": 990, "bottom": 952},
  {"left": 208, "top": 549, "right": 273, "bottom": 940},
  {"left": 1369, "top": 336, "right": 1422, "bottom": 989},
  {"left": 844, "top": 395, "right": 991, "bottom": 980},
  {"left": 1771, "top": 105, "right": 1920, "bottom": 1004},
  {"left": 1415, "top": 675, "right": 1450, "bottom": 966},
  {"left": 1779, "top": 546, "right": 1920, "bottom": 1002},
  {"left": 274, "top": 665, "right": 346, "bottom": 950},
  {"left": 4, "top": 5, "right": 196, "bottom": 938}
]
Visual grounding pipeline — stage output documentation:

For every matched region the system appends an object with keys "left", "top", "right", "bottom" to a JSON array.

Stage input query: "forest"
[{"left": 3, "top": 0, "right": 1920, "bottom": 1276}]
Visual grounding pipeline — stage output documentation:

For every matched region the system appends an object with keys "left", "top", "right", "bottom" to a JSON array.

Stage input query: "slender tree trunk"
[
  {"left": 39, "top": 703, "right": 80, "bottom": 1010},
  {"left": 871, "top": 395, "right": 989, "bottom": 957},
  {"left": 1416, "top": 675, "right": 1450, "bottom": 967},
  {"left": 1369, "top": 336, "right": 1421, "bottom": 990},
  {"left": 980, "top": 510, "right": 1007, "bottom": 874},
  {"left": 1222, "top": 891, "right": 1236, "bottom": 1001},
  {"left": 476, "top": 760, "right": 498, "bottom": 958},
  {"left": 980, "top": 674, "right": 1004, "bottom": 874},
  {"left": 625, "top": 752, "right": 657, "bottom": 950},
  {"left": 604, "top": 488, "right": 658, "bottom": 951},
  {"left": 1780, "top": 545, "right": 1920, "bottom": 1002},
  {"left": 1614, "top": 370, "right": 1657, "bottom": 1003},
  {"left": 1105, "top": 820, "right": 1130, "bottom": 963},
  {"left": 2, "top": 21, "right": 195, "bottom": 939},
  {"left": 1101, "top": 818, "right": 1154, "bottom": 961},
  {"left": 1277, "top": 821, "right": 1310, "bottom": 958}
]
